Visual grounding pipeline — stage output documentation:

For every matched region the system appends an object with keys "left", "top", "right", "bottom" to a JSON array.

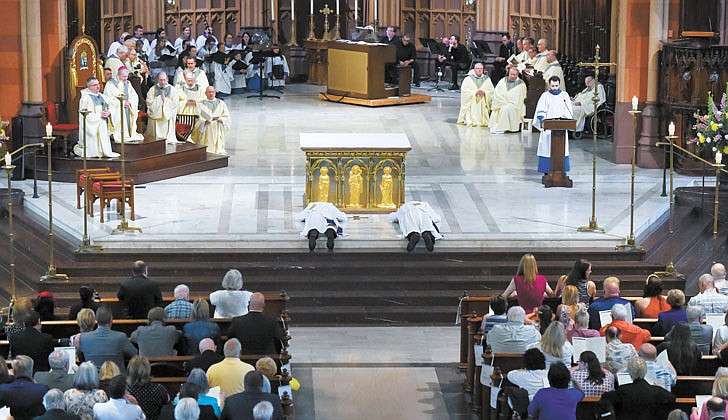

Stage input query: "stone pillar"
[
  {"left": 478, "top": 0, "right": 509, "bottom": 32},
  {"left": 18, "top": 0, "right": 45, "bottom": 146},
  {"left": 133, "top": 0, "right": 163, "bottom": 32}
]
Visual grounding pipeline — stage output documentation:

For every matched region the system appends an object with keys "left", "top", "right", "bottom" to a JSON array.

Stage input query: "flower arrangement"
[{"left": 691, "top": 82, "right": 728, "bottom": 158}]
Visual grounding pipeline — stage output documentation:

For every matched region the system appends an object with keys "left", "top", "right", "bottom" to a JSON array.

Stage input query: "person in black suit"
[
  {"left": 9, "top": 310, "right": 55, "bottom": 373},
  {"left": 379, "top": 26, "right": 400, "bottom": 45},
  {"left": 492, "top": 33, "right": 515, "bottom": 84},
  {"left": 220, "top": 371, "right": 284, "bottom": 420},
  {"left": 395, "top": 34, "right": 420, "bottom": 87},
  {"left": 68, "top": 286, "right": 99, "bottom": 321},
  {"left": 227, "top": 293, "right": 285, "bottom": 355},
  {"left": 0, "top": 356, "right": 49, "bottom": 420},
  {"left": 436, "top": 34, "right": 470, "bottom": 90},
  {"left": 601, "top": 357, "right": 675, "bottom": 420},
  {"left": 184, "top": 338, "right": 224, "bottom": 373},
  {"left": 117, "top": 260, "right": 163, "bottom": 319},
  {"left": 33, "top": 388, "right": 82, "bottom": 420}
]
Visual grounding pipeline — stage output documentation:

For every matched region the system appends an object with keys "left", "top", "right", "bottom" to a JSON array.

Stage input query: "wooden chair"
[
  {"left": 89, "top": 176, "right": 135, "bottom": 223},
  {"left": 76, "top": 167, "right": 110, "bottom": 209},
  {"left": 84, "top": 171, "right": 122, "bottom": 213},
  {"left": 44, "top": 103, "right": 79, "bottom": 157},
  {"left": 175, "top": 114, "right": 198, "bottom": 142}
]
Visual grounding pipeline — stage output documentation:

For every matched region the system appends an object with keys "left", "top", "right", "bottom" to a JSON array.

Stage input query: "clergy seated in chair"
[
  {"left": 533, "top": 76, "right": 572, "bottom": 174},
  {"left": 457, "top": 62, "right": 494, "bottom": 127},
  {"left": 74, "top": 77, "right": 119, "bottom": 158},
  {"left": 197, "top": 86, "right": 230, "bottom": 155},
  {"left": 572, "top": 75, "right": 606, "bottom": 132},
  {"left": 104, "top": 67, "right": 145, "bottom": 142},
  {"left": 489, "top": 67, "right": 527, "bottom": 134},
  {"left": 146, "top": 72, "right": 181, "bottom": 144},
  {"left": 436, "top": 35, "right": 470, "bottom": 90}
]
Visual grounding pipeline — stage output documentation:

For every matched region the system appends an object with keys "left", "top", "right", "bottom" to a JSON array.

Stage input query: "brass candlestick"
[
  {"left": 77, "top": 109, "right": 103, "bottom": 252},
  {"left": 616, "top": 109, "right": 644, "bottom": 251},
  {"left": 307, "top": 12, "right": 316, "bottom": 40},
  {"left": 112, "top": 94, "right": 141, "bottom": 234},
  {"left": 333, "top": 13, "right": 341, "bottom": 40},
  {"left": 320, "top": 4, "right": 333, "bottom": 41},
  {"left": 40, "top": 135, "right": 69, "bottom": 282},
  {"left": 288, "top": 17, "right": 298, "bottom": 46},
  {"left": 3, "top": 162, "right": 16, "bottom": 300},
  {"left": 577, "top": 45, "right": 614, "bottom": 234},
  {"left": 714, "top": 161, "right": 723, "bottom": 240},
  {"left": 653, "top": 132, "right": 683, "bottom": 279}
]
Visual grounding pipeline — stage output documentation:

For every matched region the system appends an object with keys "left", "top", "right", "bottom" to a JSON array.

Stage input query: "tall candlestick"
[
  {"left": 291, "top": 0, "right": 295, "bottom": 20},
  {"left": 4, "top": 152, "right": 10, "bottom": 167},
  {"left": 336, "top": 0, "right": 339, "bottom": 14},
  {"left": 374, "top": 0, "right": 377, "bottom": 21},
  {"left": 717, "top": 151, "right": 723, "bottom": 165}
]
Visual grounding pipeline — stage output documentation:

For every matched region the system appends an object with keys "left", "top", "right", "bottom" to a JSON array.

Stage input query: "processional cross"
[
  {"left": 320, "top": 4, "right": 333, "bottom": 41},
  {"left": 576, "top": 44, "right": 616, "bottom": 233}
]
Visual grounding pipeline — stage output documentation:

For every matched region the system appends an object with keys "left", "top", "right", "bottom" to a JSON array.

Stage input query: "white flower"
[
  {"left": 707, "top": 137, "right": 712, "bottom": 143},
  {"left": 713, "top": 147, "right": 718, "bottom": 152}
]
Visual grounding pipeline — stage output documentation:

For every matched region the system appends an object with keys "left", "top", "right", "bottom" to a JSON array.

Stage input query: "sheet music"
[
  {"left": 697, "top": 395, "right": 711, "bottom": 417},
  {"left": 599, "top": 310, "right": 612, "bottom": 327},
  {"left": 655, "top": 350, "right": 671, "bottom": 368},
  {"left": 706, "top": 314, "right": 724, "bottom": 338},
  {"left": 571, "top": 337, "right": 606, "bottom": 364},
  {"left": 278, "top": 384, "right": 293, "bottom": 401},
  {"left": 616, "top": 372, "right": 633, "bottom": 386}
]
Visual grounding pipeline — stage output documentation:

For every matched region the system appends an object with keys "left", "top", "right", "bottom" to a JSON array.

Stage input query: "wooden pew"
[
  {"left": 458, "top": 294, "right": 490, "bottom": 369},
  {"left": 35, "top": 318, "right": 235, "bottom": 340},
  {"left": 576, "top": 397, "right": 695, "bottom": 420}
]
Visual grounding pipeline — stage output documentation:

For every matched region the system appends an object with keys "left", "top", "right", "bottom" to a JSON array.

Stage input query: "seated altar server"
[
  {"left": 533, "top": 76, "right": 573, "bottom": 174},
  {"left": 145, "top": 72, "right": 180, "bottom": 144},
  {"left": 542, "top": 50, "right": 565, "bottom": 92},
  {"left": 296, "top": 202, "right": 347, "bottom": 251},
  {"left": 388, "top": 201, "right": 443, "bottom": 252},
  {"left": 197, "top": 86, "right": 230, "bottom": 154},
  {"left": 174, "top": 56, "right": 209, "bottom": 90},
  {"left": 572, "top": 76, "right": 606, "bottom": 132},
  {"left": 457, "top": 62, "right": 495, "bottom": 127},
  {"left": 489, "top": 67, "right": 528, "bottom": 134},
  {"left": 104, "top": 67, "right": 145, "bottom": 142},
  {"left": 74, "top": 77, "right": 120, "bottom": 158},
  {"left": 266, "top": 45, "right": 289, "bottom": 90}
]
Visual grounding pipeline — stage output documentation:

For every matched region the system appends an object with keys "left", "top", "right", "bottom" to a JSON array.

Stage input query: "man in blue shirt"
[{"left": 588, "top": 276, "right": 635, "bottom": 329}]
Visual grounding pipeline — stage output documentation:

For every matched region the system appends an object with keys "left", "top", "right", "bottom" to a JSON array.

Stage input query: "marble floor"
[{"left": 6, "top": 82, "right": 706, "bottom": 418}]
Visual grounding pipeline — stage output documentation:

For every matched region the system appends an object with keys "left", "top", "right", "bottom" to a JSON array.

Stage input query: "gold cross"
[
  {"left": 577, "top": 45, "right": 616, "bottom": 119},
  {"left": 320, "top": 4, "right": 333, "bottom": 16}
]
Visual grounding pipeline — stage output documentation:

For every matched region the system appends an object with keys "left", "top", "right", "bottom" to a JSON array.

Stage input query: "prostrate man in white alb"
[
  {"left": 456, "top": 62, "right": 494, "bottom": 127},
  {"left": 489, "top": 67, "right": 527, "bottom": 134},
  {"left": 146, "top": 72, "right": 180, "bottom": 144},
  {"left": 388, "top": 201, "right": 443, "bottom": 252},
  {"left": 104, "top": 67, "right": 145, "bottom": 142},
  {"left": 197, "top": 86, "right": 231, "bottom": 155},
  {"left": 533, "top": 75, "right": 573, "bottom": 175},
  {"left": 74, "top": 77, "right": 119, "bottom": 158},
  {"left": 572, "top": 75, "right": 606, "bottom": 133},
  {"left": 296, "top": 201, "right": 347, "bottom": 251}
]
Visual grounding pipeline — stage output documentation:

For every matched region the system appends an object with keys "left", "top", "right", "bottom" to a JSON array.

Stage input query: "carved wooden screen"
[
  {"left": 509, "top": 0, "right": 558, "bottom": 48},
  {"left": 100, "top": 0, "right": 133, "bottom": 52},
  {"left": 558, "top": 0, "right": 611, "bottom": 62},
  {"left": 401, "top": 0, "right": 477, "bottom": 48},
  {"left": 163, "top": 0, "right": 242, "bottom": 42}
]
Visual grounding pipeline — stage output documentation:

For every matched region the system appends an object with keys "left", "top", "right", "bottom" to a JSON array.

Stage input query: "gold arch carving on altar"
[{"left": 68, "top": 34, "right": 104, "bottom": 124}]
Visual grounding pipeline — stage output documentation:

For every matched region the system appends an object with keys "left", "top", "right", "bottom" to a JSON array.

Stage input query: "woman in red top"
[
  {"left": 634, "top": 274, "right": 670, "bottom": 318},
  {"left": 503, "top": 253, "right": 554, "bottom": 313}
]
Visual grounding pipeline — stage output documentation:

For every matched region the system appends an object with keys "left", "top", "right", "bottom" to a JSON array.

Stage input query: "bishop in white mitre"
[
  {"left": 489, "top": 67, "right": 528, "bottom": 134},
  {"left": 457, "top": 63, "right": 495, "bottom": 127},
  {"left": 533, "top": 76, "right": 573, "bottom": 173},
  {"left": 572, "top": 76, "right": 606, "bottom": 132},
  {"left": 74, "top": 77, "right": 119, "bottom": 158},
  {"left": 103, "top": 67, "right": 144, "bottom": 142},
  {"left": 145, "top": 72, "right": 180, "bottom": 144},
  {"left": 197, "top": 86, "right": 230, "bottom": 155}
]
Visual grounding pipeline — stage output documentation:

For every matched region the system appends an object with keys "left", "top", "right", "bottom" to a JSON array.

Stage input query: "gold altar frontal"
[{"left": 300, "top": 133, "right": 412, "bottom": 213}]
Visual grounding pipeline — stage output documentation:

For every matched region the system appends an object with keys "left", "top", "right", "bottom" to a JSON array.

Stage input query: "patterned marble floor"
[{"left": 14, "top": 83, "right": 697, "bottom": 251}]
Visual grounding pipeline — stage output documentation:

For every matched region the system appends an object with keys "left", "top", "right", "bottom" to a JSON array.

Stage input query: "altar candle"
[
  {"left": 631, "top": 96, "right": 638, "bottom": 111},
  {"left": 45, "top": 122, "right": 52, "bottom": 137},
  {"left": 336, "top": 0, "right": 339, "bottom": 14},
  {"left": 668, "top": 121, "right": 675, "bottom": 136},
  {"left": 291, "top": 0, "right": 294, "bottom": 20},
  {"left": 718, "top": 152, "right": 723, "bottom": 165},
  {"left": 271, "top": 0, "right": 275, "bottom": 20},
  {"left": 310, "top": 0, "right": 313, "bottom": 14},
  {"left": 354, "top": 0, "right": 358, "bottom": 21},
  {"left": 374, "top": 0, "right": 377, "bottom": 20},
  {"left": 4, "top": 152, "right": 10, "bottom": 167}
]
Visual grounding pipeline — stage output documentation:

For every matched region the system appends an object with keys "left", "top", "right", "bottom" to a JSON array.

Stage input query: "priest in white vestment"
[
  {"left": 542, "top": 51, "right": 565, "bottom": 92},
  {"left": 489, "top": 67, "right": 528, "bottom": 134},
  {"left": 173, "top": 57, "right": 209, "bottom": 89},
  {"left": 145, "top": 72, "right": 180, "bottom": 144},
  {"left": 456, "top": 62, "right": 495, "bottom": 127},
  {"left": 532, "top": 38, "right": 549, "bottom": 73},
  {"left": 388, "top": 201, "right": 443, "bottom": 252},
  {"left": 296, "top": 202, "right": 347, "bottom": 251},
  {"left": 74, "top": 77, "right": 119, "bottom": 158},
  {"left": 533, "top": 76, "right": 573, "bottom": 173},
  {"left": 176, "top": 72, "right": 205, "bottom": 143},
  {"left": 197, "top": 86, "right": 230, "bottom": 155},
  {"left": 105, "top": 46, "right": 130, "bottom": 82},
  {"left": 572, "top": 76, "right": 607, "bottom": 132},
  {"left": 104, "top": 67, "right": 144, "bottom": 142}
]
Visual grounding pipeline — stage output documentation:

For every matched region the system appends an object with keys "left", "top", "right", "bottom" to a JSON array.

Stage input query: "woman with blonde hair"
[
  {"left": 98, "top": 361, "right": 121, "bottom": 396},
  {"left": 503, "top": 254, "right": 553, "bottom": 312},
  {"left": 691, "top": 376, "right": 728, "bottom": 420},
  {"left": 529, "top": 321, "right": 573, "bottom": 369},
  {"left": 5, "top": 297, "right": 33, "bottom": 338},
  {"left": 71, "top": 308, "right": 96, "bottom": 347},
  {"left": 126, "top": 356, "right": 170, "bottom": 419},
  {"left": 556, "top": 285, "right": 586, "bottom": 323}
]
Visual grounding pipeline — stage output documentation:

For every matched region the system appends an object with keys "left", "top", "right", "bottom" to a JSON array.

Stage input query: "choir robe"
[
  {"left": 295, "top": 202, "right": 346, "bottom": 237},
  {"left": 230, "top": 58, "right": 248, "bottom": 92},
  {"left": 265, "top": 54, "right": 290, "bottom": 88},
  {"left": 145, "top": 84, "right": 180, "bottom": 144},
  {"left": 573, "top": 83, "right": 606, "bottom": 132},
  {"left": 197, "top": 98, "right": 230, "bottom": 155},
  {"left": 176, "top": 83, "right": 205, "bottom": 143},
  {"left": 74, "top": 89, "right": 120, "bottom": 158},
  {"left": 103, "top": 79, "right": 144, "bottom": 142},
  {"left": 208, "top": 52, "right": 233, "bottom": 95},
  {"left": 244, "top": 51, "right": 263, "bottom": 92},
  {"left": 173, "top": 67, "right": 209, "bottom": 90},
  {"left": 489, "top": 78, "right": 527, "bottom": 133},
  {"left": 533, "top": 89, "right": 573, "bottom": 173},
  {"left": 387, "top": 201, "right": 443, "bottom": 239},
  {"left": 542, "top": 62, "right": 566, "bottom": 92},
  {"left": 456, "top": 70, "right": 495, "bottom": 127}
]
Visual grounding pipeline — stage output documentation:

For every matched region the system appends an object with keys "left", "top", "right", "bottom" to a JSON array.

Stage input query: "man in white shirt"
[
  {"left": 487, "top": 306, "right": 541, "bottom": 353},
  {"left": 506, "top": 348, "right": 549, "bottom": 400},
  {"left": 713, "top": 263, "right": 728, "bottom": 293},
  {"left": 689, "top": 274, "right": 728, "bottom": 314}
]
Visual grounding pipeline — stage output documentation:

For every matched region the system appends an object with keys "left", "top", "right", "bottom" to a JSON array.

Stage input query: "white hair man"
[
  {"left": 489, "top": 67, "right": 527, "bottom": 134},
  {"left": 33, "top": 350, "right": 75, "bottom": 391},
  {"left": 681, "top": 306, "right": 712, "bottom": 354},
  {"left": 456, "top": 62, "right": 495, "bottom": 127},
  {"left": 104, "top": 67, "right": 145, "bottom": 142},
  {"left": 603, "top": 326, "right": 637, "bottom": 374},
  {"left": 713, "top": 263, "right": 728, "bottom": 294},
  {"left": 601, "top": 357, "right": 675, "bottom": 419},
  {"left": 253, "top": 401, "right": 275, "bottom": 420},
  {"left": 206, "top": 338, "right": 254, "bottom": 396},
  {"left": 145, "top": 71, "right": 180, "bottom": 144},
  {"left": 40, "top": 389, "right": 69, "bottom": 416},
  {"left": 197, "top": 85, "right": 231, "bottom": 155},
  {"left": 175, "top": 398, "right": 201, "bottom": 420},
  {"left": 106, "top": 45, "right": 131, "bottom": 80},
  {"left": 165, "top": 284, "right": 193, "bottom": 319},
  {"left": 689, "top": 273, "right": 728, "bottom": 314},
  {"left": 572, "top": 75, "right": 606, "bottom": 132},
  {"left": 487, "top": 306, "right": 541, "bottom": 353},
  {"left": 599, "top": 303, "right": 651, "bottom": 350}
]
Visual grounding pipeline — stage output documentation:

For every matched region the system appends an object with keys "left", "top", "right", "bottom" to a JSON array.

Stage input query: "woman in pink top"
[{"left": 502, "top": 253, "right": 554, "bottom": 313}]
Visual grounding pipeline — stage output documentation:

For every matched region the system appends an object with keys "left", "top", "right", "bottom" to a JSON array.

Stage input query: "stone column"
[{"left": 18, "top": 0, "right": 45, "bottom": 145}]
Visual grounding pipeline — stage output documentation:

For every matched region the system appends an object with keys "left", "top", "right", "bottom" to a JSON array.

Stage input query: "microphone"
[{"left": 563, "top": 97, "right": 574, "bottom": 120}]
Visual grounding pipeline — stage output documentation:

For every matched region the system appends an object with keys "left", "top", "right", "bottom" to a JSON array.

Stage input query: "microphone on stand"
[{"left": 563, "top": 97, "right": 574, "bottom": 120}]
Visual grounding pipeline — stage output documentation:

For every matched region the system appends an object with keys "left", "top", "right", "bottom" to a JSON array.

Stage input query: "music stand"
[
  {"left": 246, "top": 50, "right": 280, "bottom": 101},
  {"left": 473, "top": 40, "right": 493, "bottom": 56},
  {"left": 424, "top": 39, "right": 446, "bottom": 92}
]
